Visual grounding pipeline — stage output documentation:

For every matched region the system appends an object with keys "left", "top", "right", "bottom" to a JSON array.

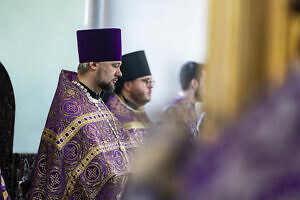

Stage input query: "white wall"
[
  {"left": 104, "top": 0, "right": 208, "bottom": 121},
  {"left": 0, "top": 0, "right": 85, "bottom": 153}
]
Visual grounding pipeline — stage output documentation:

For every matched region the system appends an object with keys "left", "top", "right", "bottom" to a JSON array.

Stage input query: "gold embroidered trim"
[
  {"left": 3, "top": 191, "right": 8, "bottom": 199},
  {"left": 123, "top": 122, "right": 152, "bottom": 130},
  {"left": 42, "top": 111, "right": 116, "bottom": 150},
  {"left": 42, "top": 128, "right": 57, "bottom": 145},
  {"left": 62, "top": 141, "right": 137, "bottom": 199},
  {"left": 1, "top": 172, "right": 8, "bottom": 199}
]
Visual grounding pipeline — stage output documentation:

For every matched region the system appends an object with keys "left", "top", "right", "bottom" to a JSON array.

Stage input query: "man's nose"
[
  {"left": 148, "top": 83, "right": 153, "bottom": 89},
  {"left": 116, "top": 68, "right": 122, "bottom": 77}
]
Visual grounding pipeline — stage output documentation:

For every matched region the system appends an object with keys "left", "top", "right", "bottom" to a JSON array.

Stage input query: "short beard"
[
  {"left": 131, "top": 90, "right": 150, "bottom": 107},
  {"left": 98, "top": 81, "right": 115, "bottom": 92},
  {"left": 96, "top": 67, "right": 115, "bottom": 92}
]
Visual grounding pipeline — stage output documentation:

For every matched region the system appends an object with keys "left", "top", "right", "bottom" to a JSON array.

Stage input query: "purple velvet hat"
[{"left": 77, "top": 28, "right": 122, "bottom": 63}]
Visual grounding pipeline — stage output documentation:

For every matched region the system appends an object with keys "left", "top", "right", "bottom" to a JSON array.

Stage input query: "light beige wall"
[{"left": 0, "top": 0, "right": 85, "bottom": 153}]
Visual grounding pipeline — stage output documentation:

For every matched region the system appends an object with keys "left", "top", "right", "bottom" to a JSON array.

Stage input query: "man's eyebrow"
[
  {"left": 140, "top": 77, "right": 152, "bottom": 80},
  {"left": 113, "top": 63, "right": 121, "bottom": 67}
]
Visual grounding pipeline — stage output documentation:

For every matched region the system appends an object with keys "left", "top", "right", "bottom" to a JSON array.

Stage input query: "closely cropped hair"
[
  {"left": 77, "top": 62, "right": 90, "bottom": 74},
  {"left": 180, "top": 62, "right": 203, "bottom": 91}
]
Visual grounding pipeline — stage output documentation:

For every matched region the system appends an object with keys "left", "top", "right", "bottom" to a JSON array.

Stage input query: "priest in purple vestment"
[
  {"left": 159, "top": 61, "right": 206, "bottom": 143},
  {"left": 0, "top": 168, "right": 10, "bottom": 200},
  {"left": 103, "top": 50, "right": 154, "bottom": 146},
  {"left": 29, "top": 29, "right": 139, "bottom": 199}
]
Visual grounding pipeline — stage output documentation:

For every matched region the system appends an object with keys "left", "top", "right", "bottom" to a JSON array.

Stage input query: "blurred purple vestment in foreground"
[{"left": 179, "top": 71, "right": 300, "bottom": 200}]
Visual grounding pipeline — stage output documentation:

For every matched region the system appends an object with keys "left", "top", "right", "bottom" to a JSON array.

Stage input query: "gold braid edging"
[
  {"left": 42, "top": 111, "right": 117, "bottom": 150},
  {"left": 62, "top": 142, "right": 136, "bottom": 199}
]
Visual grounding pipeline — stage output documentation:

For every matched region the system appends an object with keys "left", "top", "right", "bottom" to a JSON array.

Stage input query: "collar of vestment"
[
  {"left": 119, "top": 94, "right": 140, "bottom": 110},
  {"left": 79, "top": 81, "right": 101, "bottom": 100}
]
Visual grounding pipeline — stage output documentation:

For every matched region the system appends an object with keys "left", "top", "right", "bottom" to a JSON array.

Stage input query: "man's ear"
[
  {"left": 89, "top": 62, "right": 98, "bottom": 71},
  {"left": 123, "top": 81, "right": 132, "bottom": 92},
  {"left": 190, "top": 78, "right": 199, "bottom": 90}
]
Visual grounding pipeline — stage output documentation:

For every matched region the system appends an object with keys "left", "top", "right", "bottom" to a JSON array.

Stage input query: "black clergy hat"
[{"left": 115, "top": 50, "right": 151, "bottom": 94}]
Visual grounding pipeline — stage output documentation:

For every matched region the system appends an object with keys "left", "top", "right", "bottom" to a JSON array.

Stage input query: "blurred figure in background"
[
  {"left": 179, "top": 61, "right": 300, "bottom": 200},
  {"left": 104, "top": 50, "right": 154, "bottom": 146},
  {"left": 159, "top": 62, "right": 206, "bottom": 143},
  {"left": 0, "top": 168, "right": 10, "bottom": 200}
]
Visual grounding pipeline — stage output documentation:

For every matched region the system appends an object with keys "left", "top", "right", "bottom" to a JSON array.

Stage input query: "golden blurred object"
[{"left": 201, "top": 0, "right": 300, "bottom": 142}]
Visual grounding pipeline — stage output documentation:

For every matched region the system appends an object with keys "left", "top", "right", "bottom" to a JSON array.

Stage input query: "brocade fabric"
[
  {"left": 0, "top": 168, "right": 10, "bottom": 200},
  {"left": 105, "top": 93, "right": 154, "bottom": 146},
  {"left": 160, "top": 96, "right": 199, "bottom": 141},
  {"left": 30, "top": 70, "right": 138, "bottom": 199}
]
